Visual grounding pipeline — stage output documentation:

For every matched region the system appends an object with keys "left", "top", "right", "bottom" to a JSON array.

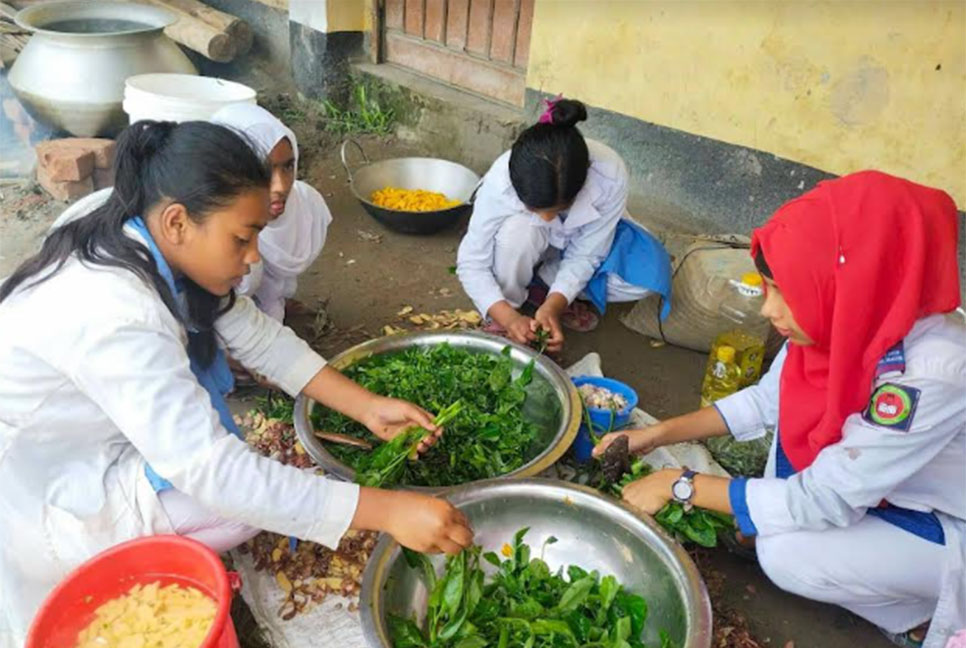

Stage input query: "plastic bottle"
[
  {"left": 707, "top": 272, "right": 767, "bottom": 389},
  {"left": 701, "top": 272, "right": 773, "bottom": 475},
  {"left": 700, "top": 345, "right": 743, "bottom": 407}
]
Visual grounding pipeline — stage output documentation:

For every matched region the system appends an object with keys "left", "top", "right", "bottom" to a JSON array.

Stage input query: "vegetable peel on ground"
[{"left": 236, "top": 407, "right": 376, "bottom": 619}]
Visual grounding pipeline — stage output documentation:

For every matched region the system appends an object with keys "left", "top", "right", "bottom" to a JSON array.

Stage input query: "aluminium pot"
[{"left": 9, "top": 1, "right": 197, "bottom": 136}]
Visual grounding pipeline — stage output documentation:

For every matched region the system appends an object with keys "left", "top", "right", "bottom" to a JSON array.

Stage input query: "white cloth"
[
  {"left": 212, "top": 104, "right": 332, "bottom": 321},
  {"left": 715, "top": 314, "right": 966, "bottom": 646},
  {"left": 0, "top": 231, "right": 360, "bottom": 645},
  {"left": 457, "top": 139, "right": 630, "bottom": 315}
]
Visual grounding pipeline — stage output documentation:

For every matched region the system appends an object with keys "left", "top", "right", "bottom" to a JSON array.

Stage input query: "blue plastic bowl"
[{"left": 571, "top": 376, "right": 639, "bottom": 462}]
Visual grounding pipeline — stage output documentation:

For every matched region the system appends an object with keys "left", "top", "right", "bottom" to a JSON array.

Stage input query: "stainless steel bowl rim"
[
  {"left": 360, "top": 478, "right": 713, "bottom": 648},
  {"left": 293, "top": 330, "right": 581, "bottom": 493},
  {"left": 16, "top": 1, "right": 177, "bottom": 36}
]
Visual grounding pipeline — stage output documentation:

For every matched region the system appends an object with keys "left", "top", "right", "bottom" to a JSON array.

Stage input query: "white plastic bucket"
[{"left": 123, "top": 73, "right": 256, "bottom": 124}]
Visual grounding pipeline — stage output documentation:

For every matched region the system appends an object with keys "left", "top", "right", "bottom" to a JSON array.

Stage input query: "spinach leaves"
[
  {"left": 609, "top": 459, "right": 734, "bottom": 549},
  {"left": 356, "top": 401, "right": 465, "bottom": 487},
  {"left": 315, "top": 344, "right": 540, "bottom": 488},
  {"left": 392, "top": 529, "right": 660, "bottom": 648}
]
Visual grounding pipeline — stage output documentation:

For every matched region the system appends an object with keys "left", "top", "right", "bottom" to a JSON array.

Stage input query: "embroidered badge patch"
[
  {"left": 876, "top": 340, "right": 906, "bottom": 378},
  {"left": 864, "top": 383, "right": 921, "bottom": 431}
]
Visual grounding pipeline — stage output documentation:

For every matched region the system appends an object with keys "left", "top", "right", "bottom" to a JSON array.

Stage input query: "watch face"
[{"left": 672, "top": 480, "right": 694, "bottom": 501}]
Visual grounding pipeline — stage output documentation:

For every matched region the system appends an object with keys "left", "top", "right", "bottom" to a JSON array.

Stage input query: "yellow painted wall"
[
  {"left": 327, "top": 0, "right": 365, "bottom": 32},
  {"left": 527, "top": 0, "right": 966, "bottom": 206}
]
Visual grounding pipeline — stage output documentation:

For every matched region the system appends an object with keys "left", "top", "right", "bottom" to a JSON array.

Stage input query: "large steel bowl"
[
  {"left": 293, "top": 331, "right": 580, "bottom": 491},
  {"left": 361, "top": 479, "right": 713, "bottom": 648},
  {"left": 341, "top": 139, "right": 480, "bottom": 235}
]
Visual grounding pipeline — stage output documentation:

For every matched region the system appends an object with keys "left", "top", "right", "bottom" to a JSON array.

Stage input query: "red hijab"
[{"left": 751, "top": 171, "right": 961, "bottom": 471}]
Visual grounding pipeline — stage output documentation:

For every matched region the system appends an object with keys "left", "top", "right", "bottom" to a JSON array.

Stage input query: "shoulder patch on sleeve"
[
  {"left": 863, "top": 383, "right": 921, "bottom": 431},
  {"left": 876, "top": 340, "right": 906, "bottom": 378}
]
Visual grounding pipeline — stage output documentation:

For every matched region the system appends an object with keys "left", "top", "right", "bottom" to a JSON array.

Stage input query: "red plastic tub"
[{"left": 26, "top": 535, "right": 238, "bottom": 648}]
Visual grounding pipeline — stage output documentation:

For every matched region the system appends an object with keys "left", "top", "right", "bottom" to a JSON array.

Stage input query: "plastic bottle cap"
[
  {"left": 717, "top": 345, "right": 736, "bottom": 363},
  {"left": 741, "top": 272, "right": 763, "bottom": 287}
]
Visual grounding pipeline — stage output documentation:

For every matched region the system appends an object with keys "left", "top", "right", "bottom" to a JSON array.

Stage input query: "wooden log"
[
  {"left": 140, "top": 0, "right": 252, "bottom": 62},
  {"left": 155, "top": 0, "right": 252, "bottom": 57}
]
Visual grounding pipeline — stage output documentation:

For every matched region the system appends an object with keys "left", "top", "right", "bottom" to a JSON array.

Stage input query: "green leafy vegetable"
[
  {"left": 531, "top": 327, "right": 551, "bottom": 354},
  {"left": 391, "top": 529, "right": 665, "bottom": 648},
  {"left": 704, "top": 431, "right": 773, "bottom": 477},
  {"left": 653, "top": 503, "right": 734, "bottom": 548},
  {"left": 254, "top": 391, "right": 295, "bottom": 422},
  {"left": 607, "top": 459, "right": 735, "bottom": 548},
  {"left": 314, "top": 344, "right": 541, "bottom": 487},
  {"left": 355, "top": 400, "right": 464, "bottom": 487}
]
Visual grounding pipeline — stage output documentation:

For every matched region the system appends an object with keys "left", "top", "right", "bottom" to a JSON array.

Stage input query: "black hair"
[
  {"left": 754, "top": 247, "right": 774, "bottom": 279},
  {"left": 0, "top": 120, "right": 270, "bottom": 366},
  {"left": 509, "top": 98, "right": 589, "bottom": 209}
]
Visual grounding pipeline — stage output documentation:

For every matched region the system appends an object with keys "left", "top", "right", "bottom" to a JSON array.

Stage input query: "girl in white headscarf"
[
  {"left": 212, "top": 103, "right": 331, "bottom": 321},
  {"left": 51, "top": 105, "right": 331, "bottom": 324}
]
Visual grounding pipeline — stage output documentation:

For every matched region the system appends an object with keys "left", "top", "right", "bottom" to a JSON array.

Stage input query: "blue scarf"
[{"left": 128, "top": 217, "right": 242, "bottom": 493}]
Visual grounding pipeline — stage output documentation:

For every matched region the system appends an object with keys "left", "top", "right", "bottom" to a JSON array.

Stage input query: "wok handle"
[
  {"left": 467, "top": 178, "right": 485, "bottom": 204},
  {"left": 339, "top": 139, "right": 370, "bottom": 183}
]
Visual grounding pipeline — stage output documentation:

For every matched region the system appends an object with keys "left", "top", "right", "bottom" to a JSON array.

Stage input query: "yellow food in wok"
[{"left": 370, "top": 187, "right": 461, "bottom": 212}]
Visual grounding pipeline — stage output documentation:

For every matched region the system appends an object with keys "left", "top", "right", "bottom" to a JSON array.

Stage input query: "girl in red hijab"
[{"left": 596, "top": 171, "right": 964, "bottom": 648}]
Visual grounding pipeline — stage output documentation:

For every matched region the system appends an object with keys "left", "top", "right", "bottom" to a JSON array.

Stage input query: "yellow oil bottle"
[{"left": 700, "top": 344, "right": 743, "bottom": 407}]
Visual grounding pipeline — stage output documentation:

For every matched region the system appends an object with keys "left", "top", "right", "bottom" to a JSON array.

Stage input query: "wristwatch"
[{"left": 671, "top": 467, "right": 697, "bottom": 512}]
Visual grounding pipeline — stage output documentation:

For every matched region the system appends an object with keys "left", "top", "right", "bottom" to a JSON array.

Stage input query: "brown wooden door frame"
[{"left": 378, "top": 0, "right": 534, "bottom": 106}]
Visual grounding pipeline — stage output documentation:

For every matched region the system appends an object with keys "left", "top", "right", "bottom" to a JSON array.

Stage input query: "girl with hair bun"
[{"left": 457, "top": 97, "right": 671, "bottom": 352}]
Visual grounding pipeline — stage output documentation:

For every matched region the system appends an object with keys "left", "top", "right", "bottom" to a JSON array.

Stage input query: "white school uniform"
[
  {"left": 0, "top": 226, "right": 358, "bottom": 645},
  {"left": 49, "top": 106, "right": 334, "bottom": 324},
  {"left": 714, "top": 314, "right": 966, "bottom": 647},
  {"left": 457, "top": 139, "right": 649, "bottom": 316}
]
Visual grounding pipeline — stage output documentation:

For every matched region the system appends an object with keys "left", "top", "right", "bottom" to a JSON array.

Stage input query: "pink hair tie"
[{"left": 537, "top": 94, "right": 563, "bottom": 125}]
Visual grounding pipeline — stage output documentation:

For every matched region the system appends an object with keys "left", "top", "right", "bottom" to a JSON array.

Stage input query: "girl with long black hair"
[{"left": 0, "top": 121, "right": 472, "bottom": 642}]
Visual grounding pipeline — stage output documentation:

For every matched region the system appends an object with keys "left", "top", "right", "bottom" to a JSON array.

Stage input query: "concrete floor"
[{"left": 0, "top": 130, "right": 892, "bottom": 648}]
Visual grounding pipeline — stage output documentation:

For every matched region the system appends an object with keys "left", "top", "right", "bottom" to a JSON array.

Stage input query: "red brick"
[
  {"left": 59, "top": 138, "right": 116, "bottom": 169},
  {"left": 93, "top": 167, "right": 115, "bottom": 190},
  {"left": 37, "top": 163, "right": 94, "bottom": 202},
  {"left": 35, "top": 141, "right": 95, "bottom": 182}
]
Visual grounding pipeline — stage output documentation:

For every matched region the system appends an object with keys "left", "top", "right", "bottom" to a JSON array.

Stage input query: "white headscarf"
[{"left": 211, "top": 103, "right": 332, "bottom": 319}]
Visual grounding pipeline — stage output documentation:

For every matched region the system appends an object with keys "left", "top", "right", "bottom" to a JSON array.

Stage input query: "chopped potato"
[
  {"left": 370, "top": 187, "right": 461, "bottom": 212},
  {"left": 74, "top": 582, "right": 216, "bottom": 648}
]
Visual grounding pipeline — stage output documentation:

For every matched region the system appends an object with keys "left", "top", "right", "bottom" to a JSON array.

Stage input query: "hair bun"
[
  {"left": 551, "top": 99, "right": 587, "bottom": 128},
  {"left": 129, "top": 120, "right": 176, "bottom": 162}
]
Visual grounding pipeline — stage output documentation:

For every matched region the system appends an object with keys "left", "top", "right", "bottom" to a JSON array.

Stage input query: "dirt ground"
[
  {"left": 289, "top": 135, "right": 893, "bottom": 648},
  {"left": 0, "top": 117, "right": 892, "bottom": 647}
]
